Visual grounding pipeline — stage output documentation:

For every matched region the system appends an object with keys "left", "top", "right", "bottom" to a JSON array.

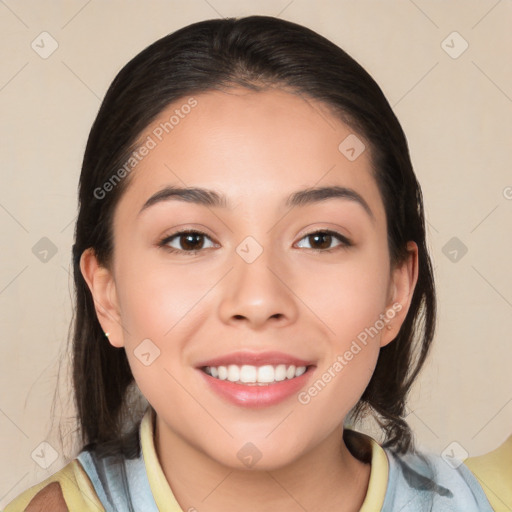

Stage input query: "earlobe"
[
  {"left": 79, "top": 247, "right": 125, "bottom": 348},
  {"left": 380, "top": 241, "right": 419, "bottom": 347}
]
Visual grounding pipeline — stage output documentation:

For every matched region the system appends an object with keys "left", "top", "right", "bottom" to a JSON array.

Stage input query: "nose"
[{"left": 217, "top": 247, "right": 299, "bottom": 330}]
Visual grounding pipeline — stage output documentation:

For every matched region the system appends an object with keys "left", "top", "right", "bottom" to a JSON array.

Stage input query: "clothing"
[{"left": 4, "top": 407, "right": 511, "bottom": 511}]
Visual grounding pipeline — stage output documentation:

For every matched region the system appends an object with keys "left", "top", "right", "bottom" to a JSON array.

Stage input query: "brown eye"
[
  {"left": 296, "top": 230, "right": 351, "bottom": 252},
  {"left": 178, "top": 232, "right": 205, "bottom": 251},
  {"left": 158, "top": 230, "right": 216, "bottom": 254}
]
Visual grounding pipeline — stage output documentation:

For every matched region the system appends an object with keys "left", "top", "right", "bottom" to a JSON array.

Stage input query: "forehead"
[{"left": 114, "top": 87, "right": 385, "bottom": 224}]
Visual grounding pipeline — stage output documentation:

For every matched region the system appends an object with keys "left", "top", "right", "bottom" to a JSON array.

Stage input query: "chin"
[{"left": 208, "top": 439, "right": 307, "bottom": 472}]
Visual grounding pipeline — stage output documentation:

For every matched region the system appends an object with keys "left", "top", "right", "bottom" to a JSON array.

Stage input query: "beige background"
[{"left": 1, "top": 0, "right": 511, "bottom": 505}]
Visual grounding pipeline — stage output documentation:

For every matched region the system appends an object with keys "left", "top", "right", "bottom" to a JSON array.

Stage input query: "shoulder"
[
  {"left": 465, "top": 434, "right": 512, "bottom": 512},
  {"left": 3, "top": 459, "right": 104, "bottom": 512},
  {"left": 22, "top": 482, "right": 67, "bottom": 512},
  {"left": 382, "top": 446, "right": 496, "bottom": 511}
]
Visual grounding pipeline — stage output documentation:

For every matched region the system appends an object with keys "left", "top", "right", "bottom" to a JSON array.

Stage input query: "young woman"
[{"left": 5, "top": 15, "right": 510, "bottom": 512}]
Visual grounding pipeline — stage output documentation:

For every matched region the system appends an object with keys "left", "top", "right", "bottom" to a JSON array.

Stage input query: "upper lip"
[{"left": 195, "top": 350, "right": 316, "bottom": 368}]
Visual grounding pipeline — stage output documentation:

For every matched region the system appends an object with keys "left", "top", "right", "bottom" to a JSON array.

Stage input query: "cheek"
[
  {"left": 115, "top": 254, "right": 214, "bottom": 338},
  {"left": 302, "top": 249, "right": 390, "bottom": 341},
  {"left": 294, "top": 319, "right": 381, "bottom": 452},
  {"left": 113, "top": 254, "right": 228, "bottom": 398},
  {"left": 298, "top": 244, "right": 389, "bottom": 410}
]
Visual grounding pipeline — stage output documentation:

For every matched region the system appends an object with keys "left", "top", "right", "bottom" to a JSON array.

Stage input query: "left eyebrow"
[{"left": 138, "top": 185, "right": 375, "bottom": 222}]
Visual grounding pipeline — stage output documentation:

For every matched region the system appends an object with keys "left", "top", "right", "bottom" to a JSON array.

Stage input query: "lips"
[
  {"left": 195, "top": 350, "right": 315, "bottom": 369},
  {"left": 194, "top": 350, "right": 317, "bottom": 408}
]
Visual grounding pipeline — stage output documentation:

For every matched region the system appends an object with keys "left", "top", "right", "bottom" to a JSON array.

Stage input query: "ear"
[
  {"left": 380, "top": 241, "right": 419, "bottom": 347},
  {"left": 79, "top": 247, "right": 125, "bottom": 348}
]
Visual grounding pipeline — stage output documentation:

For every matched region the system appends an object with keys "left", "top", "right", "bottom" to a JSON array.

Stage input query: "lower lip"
[{"left": 197, "top": 367, "right": 315, "bottom": 408}]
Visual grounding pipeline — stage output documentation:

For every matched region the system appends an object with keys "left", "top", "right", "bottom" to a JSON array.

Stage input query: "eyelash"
[{"left": 157, "top": 228, "right": 352, "bottom": 255}]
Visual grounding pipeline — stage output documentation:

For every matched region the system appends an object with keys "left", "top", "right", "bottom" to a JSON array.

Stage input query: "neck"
[{"left": 154, "top": 416, "right": 371, "bottom": 512}]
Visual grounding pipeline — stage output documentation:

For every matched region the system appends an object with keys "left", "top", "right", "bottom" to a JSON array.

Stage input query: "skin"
[{"left": 81, "top": 86, "right": 418, "bottom": 512}]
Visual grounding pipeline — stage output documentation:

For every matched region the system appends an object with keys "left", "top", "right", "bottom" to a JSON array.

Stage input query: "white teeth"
[
  {"left": 239, "top": 365, "right": 257, "bottom": 383},
  {"left": 204, "top": 364, "right": 308, "bottom": 384},
  {"left": 257, "top": 365, "right": 275, "bottom": 383},
  {"left": 217, "top": 366, "right": 228, "bottom": 380},
  {"left": 286, "top": 365, "right": 296, "bottom": 379},
  {"left": 227, "top": 365, "right": 240, "bottom": 381},
  {"left": 295, "top": 366, "right": 306, "bottom": 377},
  {"left": 275, "top": 364, "right": 287, "bottom": 381}
]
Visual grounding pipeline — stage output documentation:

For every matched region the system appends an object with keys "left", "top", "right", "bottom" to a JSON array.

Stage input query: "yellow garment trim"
[
  {"left": 141, "top": 408, "right": 192, "bottom": 511},
  {"left": 3, "top": 458, "right": 104, "bottom": 512},
  {"left": 358, "top": 432, "right": 389, "bottom": 511},
  {"left": 465, "top": 434, "right": 512, "bottom": 512}
]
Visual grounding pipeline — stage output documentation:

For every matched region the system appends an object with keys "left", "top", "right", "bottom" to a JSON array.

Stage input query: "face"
[{"left": 81, "top": 87, "right": 418, "bottom": 470}]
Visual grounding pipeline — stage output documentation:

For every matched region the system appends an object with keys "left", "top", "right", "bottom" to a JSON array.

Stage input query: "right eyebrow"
[{"left": 286, "top": 185, "right": 374, "bottom": 221}]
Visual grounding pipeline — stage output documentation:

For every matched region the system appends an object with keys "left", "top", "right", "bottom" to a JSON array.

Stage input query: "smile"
[
  {"left": 198, "top": 364, "right": 315, "bottom": 408},
  {"left": 202, "top": 364, "right": 308, "bottom": 385}
]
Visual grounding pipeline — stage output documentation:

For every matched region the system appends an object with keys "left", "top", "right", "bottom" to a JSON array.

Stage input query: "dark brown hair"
[{"left": 70, "top": 15, "right": 436, "bottom": 458}]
